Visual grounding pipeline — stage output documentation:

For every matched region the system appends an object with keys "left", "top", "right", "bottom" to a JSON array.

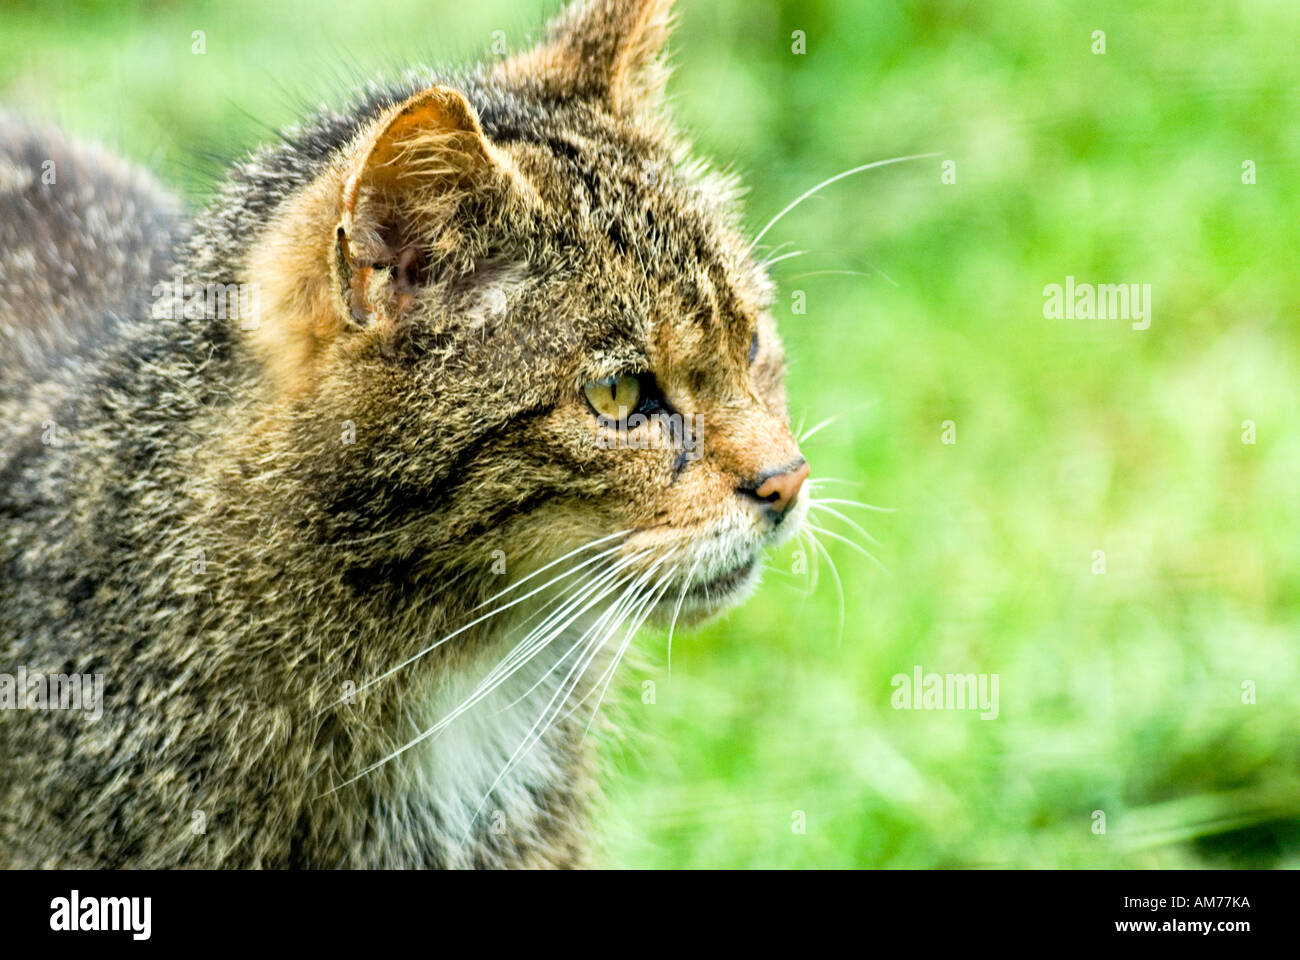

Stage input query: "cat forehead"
[{"left": 482, "top": 108, "right": 760, "bottom": 327}]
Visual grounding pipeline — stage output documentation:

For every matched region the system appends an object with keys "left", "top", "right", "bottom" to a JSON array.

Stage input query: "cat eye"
[{"left": 583, "top": 373, "right": 643, "bottom": 422}]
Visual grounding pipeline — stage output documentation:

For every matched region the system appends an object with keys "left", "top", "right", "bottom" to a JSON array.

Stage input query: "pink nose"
[{"left": 752, "top": 460, "right": 810, "bottom": 514}]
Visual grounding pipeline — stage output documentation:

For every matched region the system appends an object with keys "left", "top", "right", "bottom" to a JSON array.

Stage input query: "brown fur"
[{"left": 0, "top": 0, "right": 806, "bottom": 868}]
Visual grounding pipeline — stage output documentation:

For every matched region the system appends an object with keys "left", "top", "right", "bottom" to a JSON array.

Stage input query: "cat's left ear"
[
  {"left": 245, "top": 85, "right": 531, "bottom": 393},
  {"left": 500, "top": 0, "right": 677, "bottom": 113},
  {"left": 331, "top": 86, "right": 528, "bottom": 329}
]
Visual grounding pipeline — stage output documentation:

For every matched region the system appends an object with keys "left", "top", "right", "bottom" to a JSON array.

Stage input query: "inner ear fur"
[{"left": 332, "top": 86, "right": 504, "bottom": 330}]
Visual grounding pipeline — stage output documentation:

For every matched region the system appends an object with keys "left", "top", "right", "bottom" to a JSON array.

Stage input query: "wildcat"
[{"left": 0, "top": 0, "right": 810, "bottom": 868}]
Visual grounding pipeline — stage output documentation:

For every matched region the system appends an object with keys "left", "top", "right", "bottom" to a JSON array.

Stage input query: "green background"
[{"left": 4, "top": 0, "right": 1297, "bottom": 867}]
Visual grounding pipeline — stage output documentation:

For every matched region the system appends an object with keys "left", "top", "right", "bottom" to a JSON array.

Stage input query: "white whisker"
[
  {"left": 808, "top": 501, "right": 883, "bottom": 548},
  {"left": 806, "top": 530, "right": 845, "bottom": 643},
  {"left": 808, "top": 495, "right": 896, "bottom": 514},
  {"left": 760, "top": 249, "right": 806, "bottom": 269},
  {"left": 575, "top": 568, "right": 677, "bottom": 739},
  {"left": 339, "top": 537, "right": 629, "bottom": 705},
  {"left": 796, "top": 401, "right": 880, "bottom": 445},
  {"left": 454, "top": 551, "right": 652, "bottom": 719},
  {"left": 462, "top": 556, "right": 675, "bottom": 831},
  {"left": 322, "top": 553, "right": 651, "bottom": 795},
  {"left": 665, "top": 553, "right": 702, "bottom": 676},
  {"left": 491, "top": 558, "right": 650, "bottom": 713},
  {"left": 788, "top": 262, "right": 899, "bottom": 288},
  {"left": 798, "top": 414, "right": 840, "bottom": 445},
  {"left": 807, "top": 523, "right": 891, "bottom": 577},
  {"left": 747, "top": 153, "right": 942, "bottom": 253},
  {"left": 796, "top": 527, "right": 819, "bottom": 595},
  {"left": 474, "top": 530, "right": 628, "bottom": 609},
  {"left": 755, "top": 239, "right": 795, "bottom": 269},
  {"left": 557, "top": 566, "right": 674, "bottom": 728}
]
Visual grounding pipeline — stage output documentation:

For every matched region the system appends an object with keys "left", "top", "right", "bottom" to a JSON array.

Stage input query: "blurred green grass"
[{"left": 4, "top": 0, "right": 1297, "bottom": 867}]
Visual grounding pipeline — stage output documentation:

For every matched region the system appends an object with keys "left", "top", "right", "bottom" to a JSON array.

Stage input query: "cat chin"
[{"left": 647, "top": 555, "right": 764, "bottom": 626}]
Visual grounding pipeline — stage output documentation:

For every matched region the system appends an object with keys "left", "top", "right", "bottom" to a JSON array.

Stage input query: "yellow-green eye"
[{"left": 583, "top": 374, "right": 642, "bottom": 421}]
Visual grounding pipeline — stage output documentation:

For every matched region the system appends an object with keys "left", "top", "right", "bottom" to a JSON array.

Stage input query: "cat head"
[{"left": 229, "top": 0, "right": 809, "bottom": 624}]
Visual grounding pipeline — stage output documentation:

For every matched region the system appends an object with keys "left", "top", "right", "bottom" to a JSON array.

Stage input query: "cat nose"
[{"left": 741, "top": 459, "right": 810, "bottom": 518}]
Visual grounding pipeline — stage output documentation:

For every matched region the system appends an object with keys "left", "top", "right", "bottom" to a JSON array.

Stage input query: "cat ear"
[
  {"left": 502, "top": 0, "right": 677, "bottom": 112},
  {"left": 340, "top": 86, "right": 492, "bottom": 225},
  {"left": 332, "top": 85, "right": 503, "bottom": 329},
  {"left": 246, "top": 85, "right": 534, "bottom": 393}
]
